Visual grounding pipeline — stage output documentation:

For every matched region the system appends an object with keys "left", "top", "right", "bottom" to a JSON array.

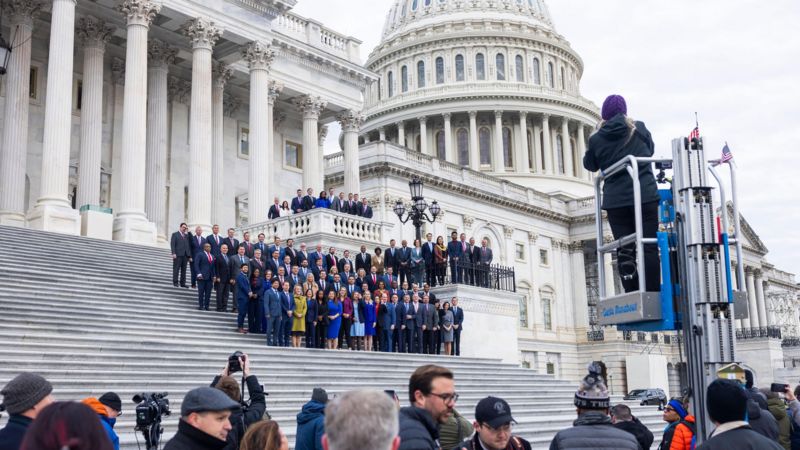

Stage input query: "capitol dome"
[{"left": 361, "top": 0, "right": 601, "bottom": 197}]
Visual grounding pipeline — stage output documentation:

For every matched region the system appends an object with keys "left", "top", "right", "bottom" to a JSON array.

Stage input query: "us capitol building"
[{"left": 0, "top": 0, "right": 797, "bottom": 394}]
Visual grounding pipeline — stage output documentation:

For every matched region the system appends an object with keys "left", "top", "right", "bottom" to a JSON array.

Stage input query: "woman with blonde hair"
[
  {"left": 291, "top": 284, "right": 307, "bottom": 347},
  {"left": 239, "top": 420, "right": 288, "bottom": 450}
]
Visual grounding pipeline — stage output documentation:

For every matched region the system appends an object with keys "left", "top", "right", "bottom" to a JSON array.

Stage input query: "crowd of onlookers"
[{"left": 1, "top": 360, "right": 794, "bottom": 450}]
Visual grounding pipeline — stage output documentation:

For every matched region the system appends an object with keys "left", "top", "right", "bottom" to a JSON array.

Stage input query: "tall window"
[
  {"left": 455, "top": 54, "right": 465, "bottom": 81},
  {"left": 527, "top": 130, "right": 534, "bottom": 170},
  {"left": 285, "top": 141, "right": 303, "bottom": 169},
  {"left": 401, "top": 66, "right": 408, "bottom": 92},
  {"left": 412, "top": 0, "right": 418, "bottom": 10},
  {"left": 435, "top": 56, "right": 444, "bottom": 84},
  {"left": 532, "top": 58, "right": 541, "bottom": 85},
  {"left": 502, "top": 127, "right": 513, "bottom": 168},
  {"left": 425, "top": 0, "right": 431, "bottom": 5},
  {"left": 560, "top": 66, "right": 566, "bottom": 90},
  {"left": 515, "top": 55, "right": 524, "bottom": 82},
  {"left": 475, "top": 53, "right": 485, "bottom": 80},
  {"left": 435, "top": 130, "right": 445, "bottom": 160},
  {"left": 387, "top": 71, "right": 394, "bottom": 97},
  {"left": 556, "top": 136, "right": 564, "bottom": 174},
  {"left": 539, "top": 131, "right": 546, "bottom": 172},
  {"left": 456, "top": 128, "right": 469, "bottom": 166},
  {"left": 479, "top": 127, "right": 491, "bottom": 165},
  {"left": 417, "top": 61, "right": 426, "bottom": 88},
  {"left": 519, "top": 295, "right": 529, "bottom": 328},
  {"left": 496, "top": 53, "right": 505, "bottom": 80},
  {"left": 542, "top": 298, "right": 552, "bottom": 330},
  {"left": 547, "top": 62, "right": 554, "bottom": 88}
]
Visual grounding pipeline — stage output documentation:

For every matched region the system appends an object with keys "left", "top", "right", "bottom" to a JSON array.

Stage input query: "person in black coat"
[
  {"left": 171, "top": 223, "right": 192, "bottom": 287},
  {"left": 610, "top": 404, "right": 653, "bottom": 450},
  {"left": 163, "top": 387, "right": 241, "bottom": 450},
  {"left": 210, "top": 354, "right": 267, "bottom": 450},
  {"left": 189, "top": 227, "right": 207, "bottom": 288},
  {"left": 268, "top": 198, "right": 281, "bottom": 220},
  {"left": 583, "top": 94, "right": 660, "bottom": 293},
  {"left": 304, "top": 290, "right": 317, "bottom": 348},
  {"left": 384, "top": 240, "right": 400, "bottom": 276},
  {"left": 214, "top": 245, "right": 233, "bottom": 312}
]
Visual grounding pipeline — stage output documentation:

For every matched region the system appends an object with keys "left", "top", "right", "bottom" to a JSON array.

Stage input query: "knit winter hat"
[
  {"left": 667, "top": 399, "right": 688, "bottom": 420},
  {"left": 574, "top": 362, "right": 610, "bottom": 410},
  {"left": 707, "top": 379, "right": 747, "bottom": 424},
  {"left": 0, "top": 373, "right": 53, "bottom": 415},
  {"left": 311, "top": 387, "right": 328, "bottom": 404},
  {"left": 601, "top": 95, "right": 627, "bottom": 120}
]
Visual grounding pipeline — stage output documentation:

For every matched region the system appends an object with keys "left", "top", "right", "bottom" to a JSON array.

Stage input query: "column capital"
[
  {"left": 294, "top": 95, "right": 327, "bottom": 120},
  {"left": 182, "top": 17, "right": 222, "bottom": 50},
  {"left": 167, "top": 75, "right": 191, "bottom": 103},
  {"left": 212, "top": 61, "right": 233, "bottom": 89},
  {"left": 242, "top": 41, "right": 274, "bottom": 71},
  {"left": 76, "top": 16, "right": 112, "bottom": 50},
  {"left": 569, "top": 240, "right": 585, "bottom": 252},
  {"left": 754, "top": 268, "right": 763, "bottom": 278},
  {"left": 494, "top": 110, "right": 504, "bottom": 119},
  {"left": 418, "top": 115, "right": 428, "bottom": 123},
  {"left": 147, "top": 39, "right": 177, "bottom": 68},
  {"left": 273, "top": 111, "right": 287, "bottom": 129},
  {"left": 519, "top": 111, "right": 528, "bottom": 119},
  {"left": 223, "top": 93, "right": 243, "bottom": 117},
  {"left": 443, "top": 112, "right": 452, "bottom": 121},
  {"left": 117, "top": 0, "right": 161, "bottom": 27},
  {"left": 268, "top": 81, "right": 284, "bottom": 105},
  {"left": 463, "top": 215, "right": 474, "bottom": 229},
  {"left": 318, "top": 125, "right": 330, "bottom": 147},
  {"left": 4, "top": 0, "right": 44, "bottom": 25},
  {"left": 468, "top": 110, "right": 478, "bottom": 118},
  {"left": 542, "top": 113, "right": 551, "bottom": 120},
  {"left": 111, "top": 57, "right": 125, "bottom": 85},
  {"left": 745, "top": 266, "right": 754, "bottom": 275},
  {"left": 503, "top": 225, "right": 514, "bottom": 238},
  {"left": 528, "top": 231, "right": 539, "bottom": 244},
  {"left": 396, "top": 120, "right": 405, "bottom": 129},
  {"left": 338, "top": 110, "right": 365, "bottom": 133}
]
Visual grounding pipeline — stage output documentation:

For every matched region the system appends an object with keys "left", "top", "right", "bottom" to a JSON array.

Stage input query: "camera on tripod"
[
  {"left": 132, "top": 392, "right": 170, "bottom": 450},
  {"left": 228, "top": 350, "right": 246, "bottom": 373}
]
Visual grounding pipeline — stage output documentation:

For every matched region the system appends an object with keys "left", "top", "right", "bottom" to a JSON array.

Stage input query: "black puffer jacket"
[
  {"left": 163, "top": 419, "right": 228, "bottom": 450},
  {"left": 698, "top": 424, "right": 783, "bottom": 450},
  {"left": 549, "top": 411, "right": 640, "bottom": 450},
  {"left": 584, "top": 113, "right": 660, "bottom": 210},
  {"left": 398, "top": 406, "right": 439, "bottom": 450},
  {"left": 613, "top": 416, "right": 654, "bottom": 450}
]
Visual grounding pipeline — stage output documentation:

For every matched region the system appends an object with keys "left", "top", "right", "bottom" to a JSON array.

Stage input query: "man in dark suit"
[
  {"left": 189, "top": 226, "right": 206, "bottom": 288},
  {"left": 366, "top": 266, "right": 380, "bottom": 292},
  {"left": 298, "top": 260, "right": 311, "bottom": 283},
  {"left": 267, "top": 237, "right": 284, "bottom": 262},
  {"left": 194, "top": 243, "right": 216, "bottom": 311},
  {"left": 421, "top": 233, "right": 435, "bottom": 287},
  {"left": 254, "top": 233, "right": 269, "bottom": 258},
  {"left": 355, "top": 245, "right": 372, "bottom": 273},
  {"left": 230, "top": 246, "right": 249, "bottom": 314},
  {"left": 397, "top": 240, "right": 412, "bottom": 286},
  {"left": 451, "top": 296, "right": 464, "bottom": 356},
  {"left": 289, "top": 266, "right": 302, "bottom": 290},
  {"left": 267, "top": 249, "right": 281, "bottom": 275},
  {"left": 360, "top": 198, "right": 373, "bottom": 219},
  {"left": 239, "top": 231, "right": 254, "bottom": 258},
  {"left": 296, "top": 242, "right": 309, "bottom": 267},
  {"left": 265, "top": 279, "right": 282, "bottom": 346},
  {"left": 206, "top": 224, "right": 224, "bottom": 257},
  {"left": 326, "top": 273, "right": 343, "bottom": 298},
  {"left": 223, "top": 228, "right": 239, "bottom": 259},
  {"left": 284, "top": 239, "right": 298, "bottom": 266},
  {"left": 419, "top": 295, "right": 438, "bottom": 354},
  {"left": 170, "top": 223, "right": 191, "bottom": 288},
  {"left": 402, "top": 295, "right": 418, "bottom": 353},
  {"left": 463, "top": 236, "right": 476, "bottom": 285},
  {"left": 249, "top": 249, "right": 266, "bottom": 278},
  {"left": 331, "top": 192, "right": 348, "bottom": 213},
  {"left": 316, "top": 270, "right": 328, "bottom": 293},
  {"left": 325, "top": 247, "right": 338, "bottom": 274},
  {"left": 383, "top": 267, "right": 397, "bottom": 291},
  {"left": 268, "top": 197, "right": 281, "bottom": 219},
  {"left": 384, "top": 239, "right": 399, "bottom": 275},
  {"left": 352, "top": 193, "right": 363, "bottom": 216},
  {"left": 380, "top": 296, "right": 396, "bottom": 352},
  {"left": 291, "top": 189, "right": 305, "bottom": 214},
  {"left": 308, "top": 243, "right": 325, "bottom": 271},
  {"left": 279, "top": 281, "right": 294, "bottom": 347},
  {"left": 302, "top": 188, "right": 316, "bottom": 211},
  {"left": 396, "top": 295, "right": 410, "bottom": 353},
  {"left": 446, "top": 231, "right": 462, "bottom": 283},
  {"left": 477, "top": 238, "right": 493, "bottom": 287},
  {"left": 214, "top": 243, "right": 233, "bottom": 311},
  {"left": 345, "top": 276, "right": 360, "bottom": 297},
  {"left": 235, "top": 264, "right": 252, "bottom": 334}
]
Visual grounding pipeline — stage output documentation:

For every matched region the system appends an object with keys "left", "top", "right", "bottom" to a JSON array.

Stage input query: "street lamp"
[
  {"left": 393, "top": 176, "right": 441, "bottom": 242},
  {"left": 0, "top": 3, "right": 13, "bottom": 75}
]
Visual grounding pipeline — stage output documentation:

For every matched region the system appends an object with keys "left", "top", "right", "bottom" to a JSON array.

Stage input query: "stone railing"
[
  {"left": 324, "top": 142, "right": 566, "bottom": 215},
  {"left": 273, "top": 11, "right": 361, "bottom": 63},
  {"left": 567, "top": 197, "right": 596, "bottom": 216},
  {"left": 238, "top": 208, "right": 387, "bottom": 248},
  {"left": 736, "top": 326, "right": 782, "bottom": 340}
]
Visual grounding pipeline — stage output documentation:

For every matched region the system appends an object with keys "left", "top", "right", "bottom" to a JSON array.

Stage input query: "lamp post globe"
[{"left": 393, "top": 177, "right": 441, "bottom": 243}]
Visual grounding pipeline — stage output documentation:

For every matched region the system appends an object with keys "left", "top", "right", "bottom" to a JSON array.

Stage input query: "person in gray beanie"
[
  {"left": 548, "top": 363, "right": 639, "bottom": 450},
  {"left": 0, "top": 372, "right": 54, "bottom": 450}
]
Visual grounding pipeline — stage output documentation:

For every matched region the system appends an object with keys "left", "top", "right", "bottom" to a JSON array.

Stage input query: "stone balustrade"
[{"left": 274, "top": 11, "right": 361, "bottom": 63}]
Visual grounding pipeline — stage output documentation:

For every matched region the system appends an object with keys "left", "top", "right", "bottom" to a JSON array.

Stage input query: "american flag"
[
  {"left": 688, "top": 126, "right": 700, "bottom": 141},
  {"left": 721, "top": 143, "right": 734, "bottom": 163}
]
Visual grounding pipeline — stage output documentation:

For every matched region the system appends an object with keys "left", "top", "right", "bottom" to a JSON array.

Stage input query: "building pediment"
[{"left": 723, "top": 203, "right": 769, "bottom": 255}]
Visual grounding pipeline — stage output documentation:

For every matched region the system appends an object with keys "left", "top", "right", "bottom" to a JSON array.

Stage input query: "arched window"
[
  {"left": 515, "top": 55, "right": 524, "bottom": 82},
  {"left": 532, "top": 57, "right": 541, "bottom": 85},
  {"left": 456, "top": 128, "right": 469, "bottom": 166},
  {"left": 455, "top": 54, "right": 465, "bottom": 81},
  {"left": 556, "top": 135, "right": 564, "bottom": 174},
  {"left": 502, "top": 127, "right": 513, "bottom": 168},
  {"left": 542, "top": 298, "right": 552, "bottom": 330},
  {"left": 527, "top": 130, "right": 534, "bottom": 170},
  {"left": 401, "top": 65, "right": 408, "bottom": 92},
  {"left": 387, "top": 71, "right": 394, "bottom": 97},
  {"left": 560, "top": 66, "right": 566, "bottom": 90},
  {"left": 417, "top": 60, "right": 426, "bottom": 88},
  {"left": 435, "top": 130, "right": 445, "bottom": 160},
  {"left": 435, "top": 56, "right": 444, "bottom": 84},
  {"left": 547, "top": 62, "right": 555, "bottom": 88},
  {"left": 412, "top": 0, "right": 418, "bottom": 10},
  {"left": 496, "top": 53, "right": 506, "bottom": 80},
  {"left": 479, "top": 127, "right": 491, "bottom": 165},
  {"left": 475, "top": 53, "right": 485, "bottom": 80}
]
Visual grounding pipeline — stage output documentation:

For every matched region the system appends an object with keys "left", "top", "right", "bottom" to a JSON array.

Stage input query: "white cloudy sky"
[{"left": 293, "top": 0, "right": 800, "bottom": 276}]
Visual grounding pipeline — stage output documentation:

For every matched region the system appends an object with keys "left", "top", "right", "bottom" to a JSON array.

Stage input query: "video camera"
[
  {"left": 132, "top": 392, "right": 170, "bottom": 450},
  {"left": 229, "top": 351, "right": 246, "bottom": 374}
]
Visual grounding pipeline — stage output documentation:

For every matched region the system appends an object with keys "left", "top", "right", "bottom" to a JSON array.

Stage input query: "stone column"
[
  {"left": 443, "top": 113, "right": 453, "bottom": 163},
  {"left": 745, "top": 268, "right": 758, "bottom": 329},
  {"left": 517, "top": 112, "right": 530, "bottom": 173},
  {"left": 378, "top": 127, "right": 386, "bottom": 141},
  {"left": 541, "top": 114, "right": 552, "bottom": 174},
  {"left": 533, "top": 121, "right": 543, "bottom": 173},
  {"left": 210, "top": 61, "right": 232, "bottom": 226},
  {"left": 551, "top": 126, "right": 560, "bottom": 174},
  {"left": 492, "top": 110, "right": 504, "bottom": 172},
  {"left": 75, "top": 17, "right": 112, "bottom": 210},
  {"left": 339, "top": 110, "right": 365, "bottom": 196},
  {"left": 755, "top": 270, "right": 768, "bottom": 328},
  {"left": 397, "top": 121, "right": 405, "bottom": 147},
  {"left": 603, "top": 252, "right": 616, "bottom": 296},
  {"left": 0, "top": 0, "right": 42, "bottom": 226},
  {"left": 561, "top": 118, "right": 574, "bottom": 177},
  {"left": 242, "top": 42, "right": 274, "bottom": 225},
  {"left": 418, "top": 116, "right": 429, "bottom": 155},
  {"left": 576, "top": 122, "right": 587, "bottom": 179},
  {"left": 184, "top": 17, "right": 222, "bottom": 231},
  {"left": 27, "top": 0, "right": 80, "bottom": 234},
  {"left": 570, "top": 241, "right": 588, "bottom": 331},
  {"left": 295, "top": 95, "right": 327, "bottom": 193},
  {"left": 468, "top": 111, "right": 479, "bottom": 171},
  {"left": 145, "top": 40, "right": 176, "bottom": 243}
]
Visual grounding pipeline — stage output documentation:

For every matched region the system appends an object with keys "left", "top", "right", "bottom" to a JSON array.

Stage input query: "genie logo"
[{"left": 602, "top": 303, "right": 638, "bottom": 318}]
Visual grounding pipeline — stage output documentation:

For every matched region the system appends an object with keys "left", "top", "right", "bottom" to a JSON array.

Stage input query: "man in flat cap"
[
  {"left": 0, "top": 372, "right": 54, "bottom": 450},
  {"left": 163, "top": 386, "right": 241, "bottom": 450}
]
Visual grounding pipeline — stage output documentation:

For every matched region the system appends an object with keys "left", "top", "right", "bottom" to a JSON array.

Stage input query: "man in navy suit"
[
  {"left": 206, "top": 224, "right": 224, "bottom": 257},
  {"left": 421, "top": 233, "right": 435, "bottom": 287},
  {"left": 384, "top": 239, "right": 399, "bottom": 275},
  {"left": 399, "top": 294, "right": 417, "bottom": 353},
  {"left": 223, "top": 228, "right": 239, "bottom": 258},
  {"left": 397, "top": 240, "right": 412, "bottom": 286},
  {"left": 302, "top": 188, "right": 316, "bottom": 211},
  {"left": 268, "top": 197, "right": 281, "bottom": 219},
  {"left": 254, "top": 233, "right": 269, "bottom": 258},
  {"left": 477, "top": 239, "right": 493, "bottom": 288},
  {"left": 214, "top": 243, "right": 233, "bottom": 312},
  {"left": 284, "top": 239, "right": 298, "bottom": 266},
  {"left": 265, "top": 279, "right": 282, "bottom": 346},
  {"left": 308, "top": 243, "right": 325, "bottom": 271},
  {"left": 279, "top": 281, "right": 294, "bottom": 347},
  {"left": 235, "top": 264, "right": 252, "bottom": 333},
  {"left": 267, "top": 236, "right": 283, "bottom": 262},
  {"left": 383, "top": 267, "right": 397, "bottom": 291},
  {"left": 194, "top": 243, "right": 216, "bottom": 311},
  {"left": 290, "top": 189, "right": 305, "bottom": 214},
  {"left": 331, "top": 192, "right": 348, "bottom": 213},
  {"left": 451, "top": 296, "right": 464, "bottom": 356},
  {"left": 267, "top": 249, "right": 281, "bottom": 275},
  {"left": 296, "top": 242, "right": 309, "bottom": 267},
  {"left": 447, "top": 231, "right": 463, "bottom": 283},
  {"left": 239, "top": 231, "right": 253, "bottom": 258},
  {"left": 360, "top": 198, "right": 373, "bottom": 219},
  {"left": 170, "top": 222, "right": 191, "bottom": 288},
  {"left": 189, "top": 227, "right": 206, "bottom": 288},
  {"left": 325, "top": 247, "right": 338, "bottom": 274},
  {"left": 355, "top": 245, "right": 372, "bottom": 273},
  {"left": 379, "top": 295, "right": 396, "bottom": 352}
]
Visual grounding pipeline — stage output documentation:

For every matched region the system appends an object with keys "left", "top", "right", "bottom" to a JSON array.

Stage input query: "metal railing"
[
  {"left": 736, "top": 326, "right": 782, "bottom": 340},
  {"left": 587, "top": 330, "right": 605, "bottom": 341},
  {"left": 433, "top": 260, "right": 516, "bottom": 293},
  {"left": 782, "top": 336, "right": 800, "bottom": 347}
]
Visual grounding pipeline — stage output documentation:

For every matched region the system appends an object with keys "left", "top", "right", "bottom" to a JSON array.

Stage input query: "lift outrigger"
[{"left": 593, "top": 134, "right": 748, "bottom": 443}]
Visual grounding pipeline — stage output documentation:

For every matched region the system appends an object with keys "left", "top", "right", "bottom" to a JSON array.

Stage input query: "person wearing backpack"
[
  {"left": 659, "top": 398, "right": 696, "bottom": 450},
  {"left": 762, "top": 389, "right": 791, "bottom": 449}
]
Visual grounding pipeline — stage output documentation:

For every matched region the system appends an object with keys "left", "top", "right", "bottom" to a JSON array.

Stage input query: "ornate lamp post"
[
  {"left": 0, "top": 2, "right": 12, "bottom": 74},
  {"left": 393, "top": 176, "right": 441, "bottom": 242}
]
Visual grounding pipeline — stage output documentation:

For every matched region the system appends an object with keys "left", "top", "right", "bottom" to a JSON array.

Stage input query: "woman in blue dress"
[
  {"left": 349, "top": 292, "right": 366, "bottom": 351},
  {"left": 325, "top": 290, "right": 342, "bottom": 349},
  {"left": 363, "top": 291, "right": 377, "bottom": 352},
  {"left": 315, "top": 190, "right": 331, "bottom": 209}
]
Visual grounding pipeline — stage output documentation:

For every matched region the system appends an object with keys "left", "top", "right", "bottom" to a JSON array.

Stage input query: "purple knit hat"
[{"left": 601, "top": 95, "right": 627, "bottom": 120}]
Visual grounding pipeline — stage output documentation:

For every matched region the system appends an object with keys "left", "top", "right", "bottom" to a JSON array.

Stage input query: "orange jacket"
[
  {"left": 670, "top": 415, "right": 696, "bottom": 450},
  {"left": 81, "top": 397, "right": 110, "bottom": 417}
]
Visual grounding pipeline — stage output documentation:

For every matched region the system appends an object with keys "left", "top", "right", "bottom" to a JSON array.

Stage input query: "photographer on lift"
[{"left": 211, "top": 352, "right": 267, "bottom": 450}]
